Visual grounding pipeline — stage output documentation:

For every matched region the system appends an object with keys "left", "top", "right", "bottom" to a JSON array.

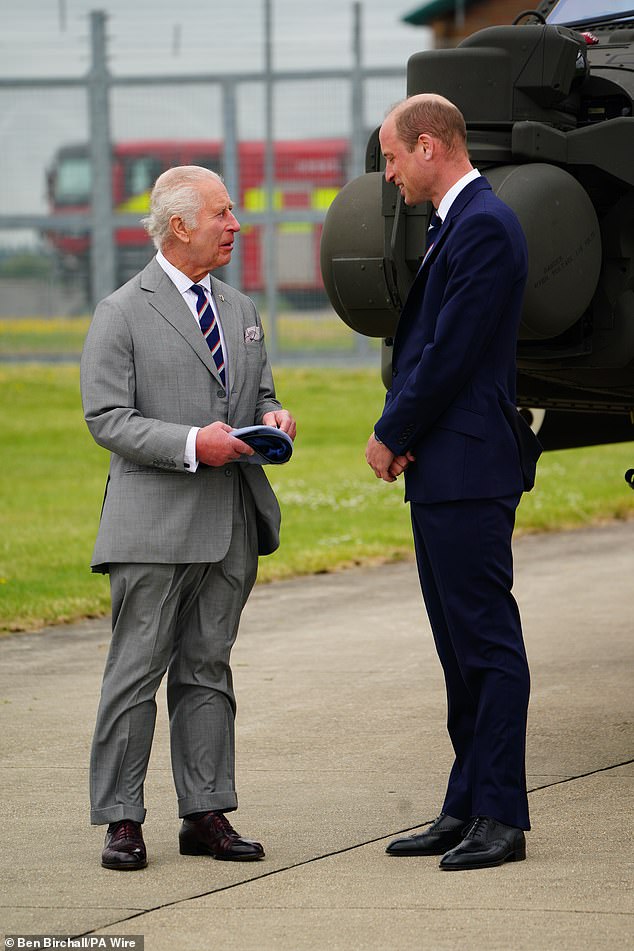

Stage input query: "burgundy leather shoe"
[
  {"left": 179, "top": 811, "right": 265, "bottom": 861},
  {"left": 101, "top": 820, "right": 147, "bottom": 871}
]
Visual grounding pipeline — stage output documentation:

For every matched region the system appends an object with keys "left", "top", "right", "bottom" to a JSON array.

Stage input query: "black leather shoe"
[
  {"left": 386, "top": 813, "right": 468, "bottom": 856},
  {"left": 179, "top": 811, "right": 265, "bottom": 861},
  {"left": 101, "top": 820, "right": 147, "bottom": 871},
  {"left": 439, "top": 816, "right": 526, "bottom": 870}
]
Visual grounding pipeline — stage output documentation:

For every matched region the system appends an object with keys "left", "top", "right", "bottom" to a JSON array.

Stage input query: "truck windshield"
[
  {"left": 124, "top": 157, "right": 164, "bottom": 199},
  {"left": 54, "top": 155, "right": 91, "bottom": 205},
  {"left": 547, "top": 0, "right": 634, "bottom": 25}
]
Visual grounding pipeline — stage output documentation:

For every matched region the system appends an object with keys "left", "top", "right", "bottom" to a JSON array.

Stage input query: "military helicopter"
[{"left": 320, "top": 0, "right": 634, "bottom": 451}]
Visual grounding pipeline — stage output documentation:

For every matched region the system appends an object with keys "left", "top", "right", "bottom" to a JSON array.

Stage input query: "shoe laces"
[
  {"left": 108, "top": 820, "right": 142, "bottom": 846},
  {"left": 465, "top": 817, "right": 490, "bottom": 842},
  {"left": 208, "top": 811, "right": 239, "bottom": 838}
]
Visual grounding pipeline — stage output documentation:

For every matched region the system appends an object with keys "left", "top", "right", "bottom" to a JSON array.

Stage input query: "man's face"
[
  {"left": 379, "top": 115, "right": 430, "bottom": 207},
  {"left": 186, "top": 177, "right": 240, "bottom": 275}
]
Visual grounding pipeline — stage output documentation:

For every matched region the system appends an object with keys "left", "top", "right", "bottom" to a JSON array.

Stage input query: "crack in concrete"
[{"left": 72, "top": 757, "right": 634, "bottom": 938}]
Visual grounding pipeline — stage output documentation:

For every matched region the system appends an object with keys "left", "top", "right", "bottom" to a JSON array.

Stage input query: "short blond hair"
[{"left": 392, "top": 95, "right": 467, "bottom": 155}]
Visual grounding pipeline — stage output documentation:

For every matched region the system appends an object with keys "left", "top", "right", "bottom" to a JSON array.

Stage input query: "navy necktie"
[
  {"left": 425, "top": 210, "right": 442, "bottom": 252},
  {"left": 190, "top": 284, "right": 226, "bottom": 388}
]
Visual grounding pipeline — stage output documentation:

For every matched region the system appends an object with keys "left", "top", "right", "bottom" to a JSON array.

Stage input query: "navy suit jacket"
[{"left": 374, "top": 176, "right": 536, "bottom": 503}]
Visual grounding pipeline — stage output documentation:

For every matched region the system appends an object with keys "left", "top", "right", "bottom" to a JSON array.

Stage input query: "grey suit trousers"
[{"left": 89, "top": 476, "right": 258, "bottom": 824}]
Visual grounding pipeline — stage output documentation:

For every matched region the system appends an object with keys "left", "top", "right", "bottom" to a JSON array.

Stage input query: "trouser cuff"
[
  {"left": 90, "top": 803, "right": 147, "bottom": 825},
  {"left": 178, "top": 791, "right": 238, "bottom": 818}
]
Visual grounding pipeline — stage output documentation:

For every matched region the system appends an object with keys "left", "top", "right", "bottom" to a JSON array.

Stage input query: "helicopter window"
[{"left": 547, "top": 0, "right": 634, "bottom": 26}]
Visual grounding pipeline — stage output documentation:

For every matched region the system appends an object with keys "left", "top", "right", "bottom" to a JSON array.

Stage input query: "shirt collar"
[
  {"left": 156, "top": 250, "right": 212, "bottom": 295},
  {"left": 437, "top": 168, "right": 481, "bottom": 221}
]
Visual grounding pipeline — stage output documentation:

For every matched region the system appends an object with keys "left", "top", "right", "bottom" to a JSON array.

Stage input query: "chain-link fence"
[{"left": 0, "top": 5, "right": 413, "bottom": 363}]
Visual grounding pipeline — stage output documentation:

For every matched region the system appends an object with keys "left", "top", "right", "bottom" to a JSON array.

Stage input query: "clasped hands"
[
  {"left": 365, "top": 433, "right": 415, "bottom": 483},
  {"left": 196, "top": 411, "right": 296, "bottom": 467}
]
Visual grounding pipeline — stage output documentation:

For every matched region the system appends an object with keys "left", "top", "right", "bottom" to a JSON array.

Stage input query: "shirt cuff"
[{"left": 184, "top": 427, "right": 200, "bottom": 473}]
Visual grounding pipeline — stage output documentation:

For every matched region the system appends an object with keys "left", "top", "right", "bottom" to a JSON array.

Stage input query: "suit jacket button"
[
  {"left": 217, "top": 389, "right": 225, "bottom": 398},
  {"left": 224, "top": 467, "right": 233, "bottom": 477}
]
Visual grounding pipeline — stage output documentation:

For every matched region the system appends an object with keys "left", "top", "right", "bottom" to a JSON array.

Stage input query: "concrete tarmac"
[{"left": 1, "top": 522, "right": 632, "bottom": 951}]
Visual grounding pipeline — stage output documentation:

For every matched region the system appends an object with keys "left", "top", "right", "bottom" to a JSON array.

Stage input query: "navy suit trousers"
[{"left": 410, "top": 495, "right": 531, "bottom": 830}]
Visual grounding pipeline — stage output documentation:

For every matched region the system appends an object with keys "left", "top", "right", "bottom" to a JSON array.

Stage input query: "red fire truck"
[{"left": 45, "top": 138, "right": 350, "bottom": 300}]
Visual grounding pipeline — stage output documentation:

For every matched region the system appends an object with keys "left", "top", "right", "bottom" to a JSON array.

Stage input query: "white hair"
[{"left": 142, "top": 165, "right": 223, "bottom": 249}]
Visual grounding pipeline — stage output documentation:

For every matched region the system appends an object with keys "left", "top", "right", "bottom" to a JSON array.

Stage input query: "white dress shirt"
[
  {"left": 156, "top": 250, "right": 230, "bottom": 473},
  {"left": 436, "top": 167, "right": 481, "bottom": 221}
]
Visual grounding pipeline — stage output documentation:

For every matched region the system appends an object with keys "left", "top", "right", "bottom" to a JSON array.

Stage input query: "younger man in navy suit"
[{"left": 366, "top": 94, "right": 540, "bottom": 870}]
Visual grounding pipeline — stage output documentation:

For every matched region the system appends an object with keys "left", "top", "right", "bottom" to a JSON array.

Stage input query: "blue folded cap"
[{"left": 229, "top": 425, "right": 294, "bottom": 465}]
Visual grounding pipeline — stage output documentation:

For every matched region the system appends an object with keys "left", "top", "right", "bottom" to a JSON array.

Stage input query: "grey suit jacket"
[{"left": 80, "top": 257, "right": 283, "bottom": 571}]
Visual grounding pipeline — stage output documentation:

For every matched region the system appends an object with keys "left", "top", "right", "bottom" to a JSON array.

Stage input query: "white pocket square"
[{"left": 245, "top": 326, "right": 261, "bottom": 342}]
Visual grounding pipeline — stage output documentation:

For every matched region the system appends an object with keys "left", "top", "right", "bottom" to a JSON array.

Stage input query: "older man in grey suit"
[{"left": 81, "top": 165, "right": 296, "bottom": 871}]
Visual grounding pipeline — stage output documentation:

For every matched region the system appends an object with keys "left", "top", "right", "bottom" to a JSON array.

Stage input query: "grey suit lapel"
[{"left": 141, "top": 259, "right": 224, "bottom": 385}]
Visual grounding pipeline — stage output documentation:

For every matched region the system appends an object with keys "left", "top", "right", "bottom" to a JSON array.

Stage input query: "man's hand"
[
  {"left": 366, "top": 433, "right": 397, "bottom": 482},
  {"left": 366, "top": 433, "right": 415, "bottom": 483},
  {"left": 196, "top": 421, "right": 254, "bottom": 467},
  {"left": 263, "top": 409, "right": 297, "bottom": 441},
  {"left": 388, "top": 451, "right": 416, "bottom": 480}
]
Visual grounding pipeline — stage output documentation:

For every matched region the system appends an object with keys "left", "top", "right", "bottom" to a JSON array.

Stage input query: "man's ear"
[
  {"left": 418, "top": 133, "right": 434, "bottom": 159},
  {"left": 170, "top": 214, "right": 190, "bottom": 244}
]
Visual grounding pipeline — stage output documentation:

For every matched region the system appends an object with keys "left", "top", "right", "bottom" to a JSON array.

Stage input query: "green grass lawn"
[
  {"left": 0, "top": 318, "right": 91, "bottom": 354},
  {"left": 0, "top": 363, "right": 632, "bottom": 634},
  {"left": 0, "top": 313, "right": 378, "bottom": 356}
]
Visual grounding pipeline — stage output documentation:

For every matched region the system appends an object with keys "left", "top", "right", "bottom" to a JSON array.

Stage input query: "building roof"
[{"left": 402, "top": 0, "right": 479, "bottom": 26}]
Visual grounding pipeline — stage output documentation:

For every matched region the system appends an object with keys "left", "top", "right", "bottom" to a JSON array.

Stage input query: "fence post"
[
  {"left": 263, "top": 0, "right": 278, "bottom": 360},
  {"left": 352, "top": 2, "right": 372, "bottom": 362},
  {"left": 88, "top": 10, "right": 115, "bottom": 307},
  {"left": 222, "top": 78, "right": 241, "bottom": 291},
  {"left": 351, "top": 2, "right": 366, "bottom": 181}
]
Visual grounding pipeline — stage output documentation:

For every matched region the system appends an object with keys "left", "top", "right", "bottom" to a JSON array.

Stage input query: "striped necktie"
[{"left": 190, "top": 284, "right": 226, "bottom": 388}]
